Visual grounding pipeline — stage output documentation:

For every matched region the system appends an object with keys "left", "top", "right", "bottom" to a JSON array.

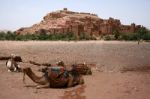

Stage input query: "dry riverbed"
[{"left": 0, "top": 41, "right": 150, "bottom": 99}]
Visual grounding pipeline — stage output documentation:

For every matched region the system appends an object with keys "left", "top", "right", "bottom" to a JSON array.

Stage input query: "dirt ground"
[{"left": 0, "top": 41, "right": 150, "bottom": 99}]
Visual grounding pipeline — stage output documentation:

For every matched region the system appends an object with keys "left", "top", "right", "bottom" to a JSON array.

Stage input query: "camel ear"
[
  {"left": 10, "top": 54, "right": 15, "bottom": 58},
  {"left": 83, "top": 62, "right": 86, "bottom": 65}
]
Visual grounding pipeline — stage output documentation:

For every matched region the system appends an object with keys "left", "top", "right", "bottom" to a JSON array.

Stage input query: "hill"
[{"left": 16, "top": 8, "right": 141, "bottom": 36}]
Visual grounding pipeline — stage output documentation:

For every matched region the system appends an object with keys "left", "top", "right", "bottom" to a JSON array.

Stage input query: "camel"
[
  {"left": 22, "top": 66, "right": 84, "bottom": 89},
  {"left": 38, "top": 61, "right": 92, "bottom": 75},
  {"left": 55, "top": 61, "right": 92, "bottom": 75},
  {"left": 6, "top": 54, "right": 22, "bottom": 72}
]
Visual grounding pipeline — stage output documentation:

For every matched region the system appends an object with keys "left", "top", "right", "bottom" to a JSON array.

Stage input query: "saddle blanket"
[{"left": 49, "top": 66, "right": 68, "bottom": 78}]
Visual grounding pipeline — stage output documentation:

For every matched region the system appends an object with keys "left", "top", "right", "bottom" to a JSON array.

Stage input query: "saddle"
[
  {"left": 43, "top": 66, "right": 69, "bottom": 87},
  {"left": 46, "top": 66, "right": 69, "bottom": 79}
]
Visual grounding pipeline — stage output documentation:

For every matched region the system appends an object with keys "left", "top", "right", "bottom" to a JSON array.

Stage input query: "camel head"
[
  {"left": 10, "top": 54, "right": 22, "bottom": 62},
  {"left": 6, "top": 54, "right": 22, "bottom": 72},
  {"left": 10, "top": 54, "right": 16, "bottom": 59},
  {"left": 56, "top": 61, "right": 65, "bottom": 67}
]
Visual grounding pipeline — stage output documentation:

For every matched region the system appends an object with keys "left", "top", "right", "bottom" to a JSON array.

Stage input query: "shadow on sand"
[{"left": 61, "top": 85, "right": 86, "bottom": 99}]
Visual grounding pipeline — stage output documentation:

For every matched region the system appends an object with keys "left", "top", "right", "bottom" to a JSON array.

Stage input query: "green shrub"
[
  {"left": 103, "top": 35, "right": 115, "bottom": 40},
  {"left": 0, "top": 32, "right": 6, "bottom": 40},
  {"left": 0, "top": 31, "right": 16, "bottom": 40},
  {"left": 136, "top": 27, "right": 148, "bottom": 40},
  {"left": 142, "top": 31, "right": 150, "bottom": 40},
  {"left": 120, "top": 33, "right": 138, "bottom": 41},
  {"left": 113, "top": 29, "right": 120, "bottom": 40},
  {"left": 0, "top": 32, "right": 77, "bottom": 41},
  {"left": 79, "top": 33, "right": 96, "bottom": 40},
  {"left": 119, "top": 27, "right": 150, "bottom": 41},
  {"left": 0, "top": 29, "right": 150, "bottom": 41},
  {"left": 79, "top": 33, "right": 89, "bottom": 40}
]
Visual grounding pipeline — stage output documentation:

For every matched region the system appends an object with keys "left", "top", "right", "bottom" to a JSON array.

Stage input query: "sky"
[{"left": 0, "top": 0, "right": 150, "bottom": 31}]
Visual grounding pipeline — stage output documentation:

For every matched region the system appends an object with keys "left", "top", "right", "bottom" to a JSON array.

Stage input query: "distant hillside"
[{"left": 16, "top": 8, "right": 141, "bottom": 36}]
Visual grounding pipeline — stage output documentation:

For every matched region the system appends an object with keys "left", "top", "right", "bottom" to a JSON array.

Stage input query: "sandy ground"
[{"left": 0, "top": 41, "right": 150, "bottom": 99}]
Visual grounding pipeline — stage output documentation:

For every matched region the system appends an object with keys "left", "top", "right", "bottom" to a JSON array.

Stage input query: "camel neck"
[{"left": 26, "top": 69, "right": 43, "bottom": 83}]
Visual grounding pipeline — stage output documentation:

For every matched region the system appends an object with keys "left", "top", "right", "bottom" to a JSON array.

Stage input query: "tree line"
[{"left": 0, "top": 27, "right": 150, "bottom": 41}]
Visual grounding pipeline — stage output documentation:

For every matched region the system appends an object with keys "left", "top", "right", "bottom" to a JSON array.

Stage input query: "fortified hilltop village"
[{"left": 16, "top": 8, "right": 141, "bottom": 36}]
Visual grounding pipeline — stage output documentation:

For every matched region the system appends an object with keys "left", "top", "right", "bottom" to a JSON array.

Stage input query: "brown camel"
[
  {"left": 22, "top": 67, "right": 84, "bottom": 89},
  {"left": 38, "top": 62, "right": 92, "bottom": 75}
]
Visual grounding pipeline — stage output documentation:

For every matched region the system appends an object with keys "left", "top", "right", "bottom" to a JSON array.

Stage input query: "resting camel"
[
  {"left": 23, "top": 67, "right": 84, "bottom": 88},
  {"left": 6, "top": 54, "right": 22, "bottom": 72},
  {"left": 38, "top": 61, "right": 92, "bottom": 75},
  {"left": 55, "top": 61, "right": 92, "bottom": 75}
]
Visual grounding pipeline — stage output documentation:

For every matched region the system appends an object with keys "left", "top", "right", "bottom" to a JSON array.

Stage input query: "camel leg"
[
  {"left": 79, "top": 76, "right": 84, "bottom": 84},
  {"left": 23, "top": 72, "right": 26, "bottom": 84},
  {"left": 14, "top": 67, "right": 17, "bottom": 72},
  {"left": 8, "top": 69, "right": 11, "bottom": 72},
  {"left": 34, "top": 83, "right": 50, "bottom": 93},
  {"left": 67, "top": 75, "right": 74, "bottom": 87},
  {"left": 36, "top": 83, "right": 50, "bottom": 89}
]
